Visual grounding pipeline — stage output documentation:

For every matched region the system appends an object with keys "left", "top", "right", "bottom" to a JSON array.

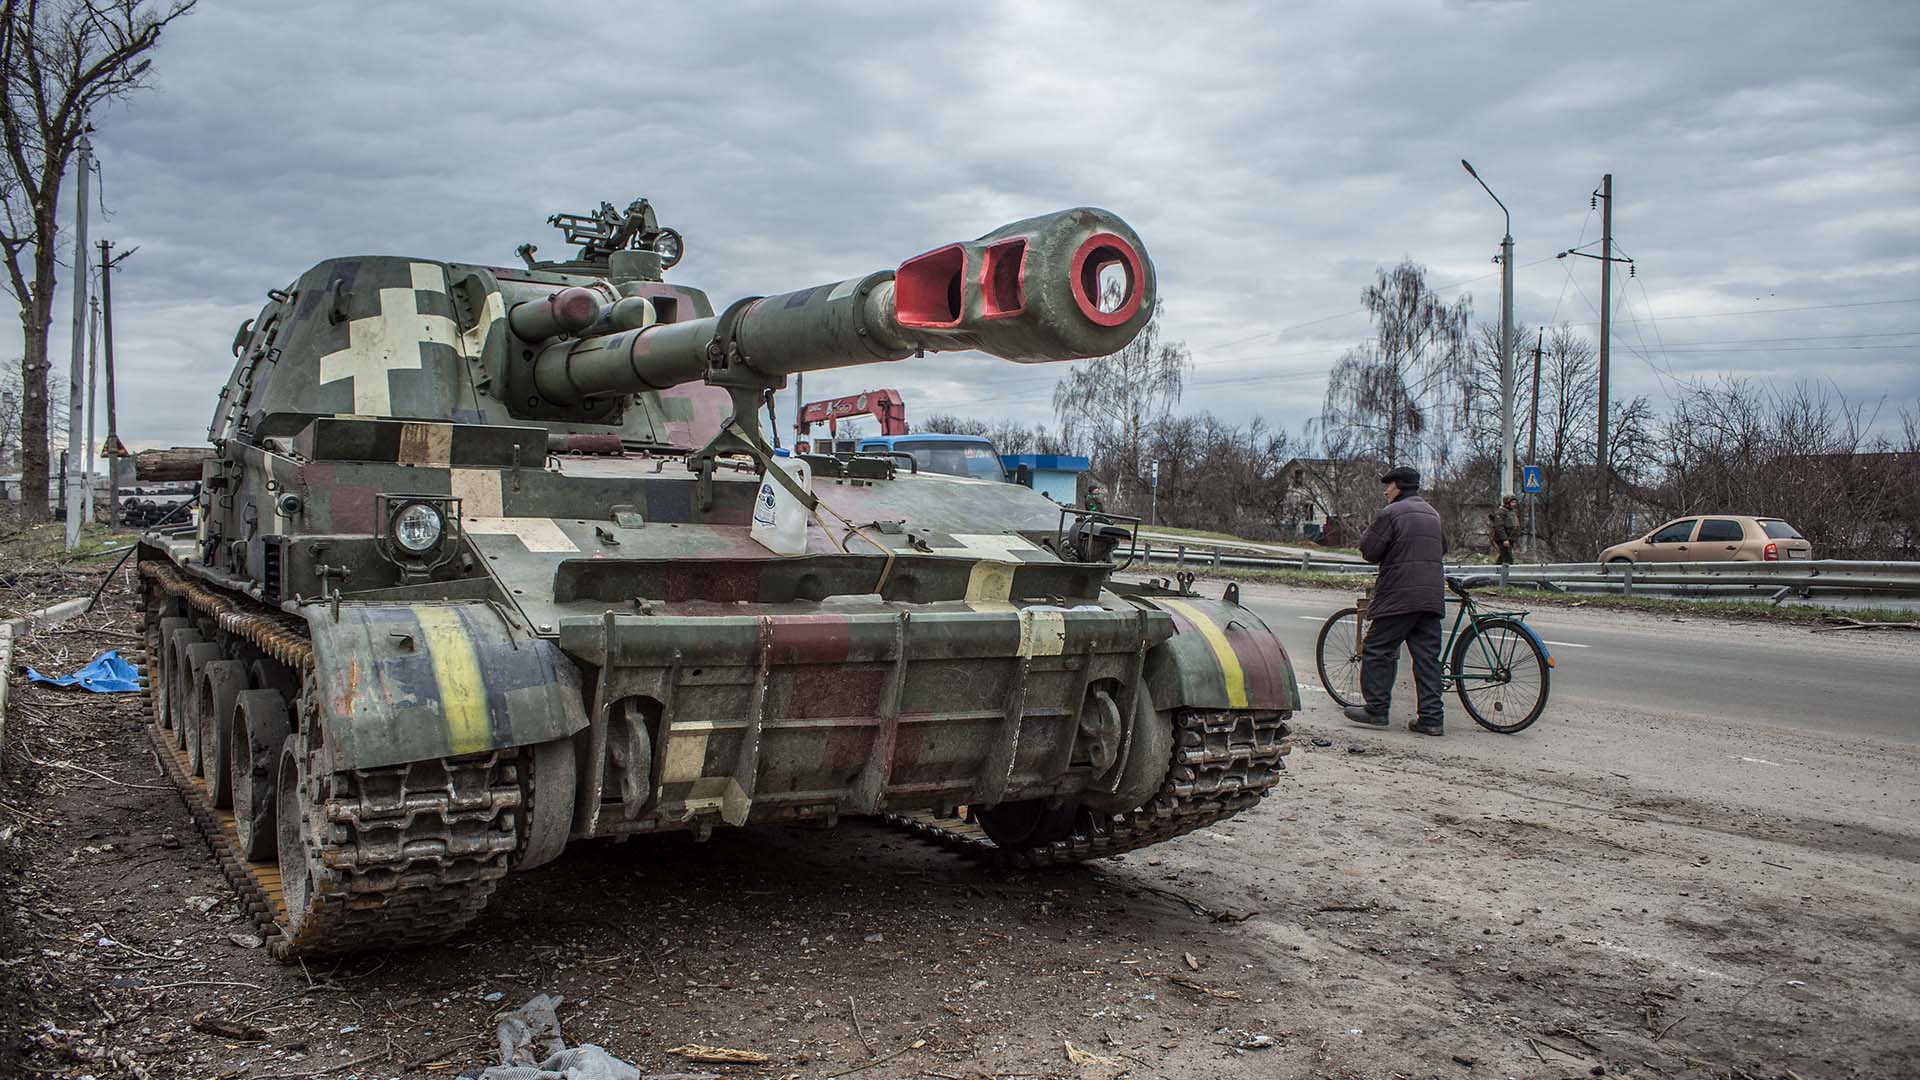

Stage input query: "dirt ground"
[{"left": 3, "top": 576, "right": 1916, "bottom": 1079}]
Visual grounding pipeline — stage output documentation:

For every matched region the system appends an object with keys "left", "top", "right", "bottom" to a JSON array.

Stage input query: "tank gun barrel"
[{"left": 527, "top": 206, "right": 1154, "bottom": 407}]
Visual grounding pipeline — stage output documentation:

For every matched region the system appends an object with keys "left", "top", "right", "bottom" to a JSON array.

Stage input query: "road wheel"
[
  {"left": 1606, "top": 557, "right": 1632, "bottom": 570},
  {"left": 1080, "top": 690, "right": 1173, "bottom": 814},
  {"left": 1450, "top": 616, "right": 1551, "bottom": 734},
  {"left": 164, "top": 629, "right": 208, "bottom": 745},
  {"left": 230, "top": 690, "right": 289, "bottom": 861},
  {"left": 248, "top": 658, "right": 301, "bottom": 703},
  {"left": 275, "top": 734, "right": 321, "bottom": 936},
  {"left": 182, "top": 642, "right": 225, "bottom": 775},
  {"left": 1314, "top": 607, "right": 1365, "bottom": 710},
  {"left": 151, "top": 616, "right": 190, "bottom": 728},
  {"left": 196, "top": 660, "right": 249, "bottom": 807}
]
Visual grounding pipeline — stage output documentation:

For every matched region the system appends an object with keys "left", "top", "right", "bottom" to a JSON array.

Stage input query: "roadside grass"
[
  {"left": 0, "top": 521, "right": 140, "bottom": 568},
  {"left": 1143, "top": 563, "right": 1915, "bottom": 626}
]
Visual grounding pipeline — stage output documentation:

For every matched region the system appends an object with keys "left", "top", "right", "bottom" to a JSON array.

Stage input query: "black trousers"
[
  {"left": 1361, "top": 610, "right": 1445, "bottom": 724},
  {"left": 1492, "top": 541, "right": 1514, "bottom": 564}
]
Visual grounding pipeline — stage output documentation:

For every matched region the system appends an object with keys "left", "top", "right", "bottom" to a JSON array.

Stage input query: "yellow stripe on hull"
[
  {"left": 415, "top": 606, "right": 492, "bottom": 756},
  {"left": 1158, "top": 597, "right": 1249, "bottom": 709}
]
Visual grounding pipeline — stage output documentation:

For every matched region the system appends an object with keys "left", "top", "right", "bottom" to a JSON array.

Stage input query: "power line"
[
  {"left": 1637, "top": 342, "right": 1920, "bottom": 354},
  {"left": 1180, "top": 255, "right": 1558, "bottom": 359},
  {"left": 1621, "top": 329, "right": 1920, "bottom": 347},
  {"left": 1559, "top": 296, "right": 1920, "bottom": 327}
]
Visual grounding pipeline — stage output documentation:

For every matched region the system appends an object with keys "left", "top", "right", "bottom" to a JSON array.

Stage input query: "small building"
[
  {"left": 1277, "top": 457, "right": 1342, "bottom": 539},
  {"left": 1000, "top": 453, "right": 1089, "bottom": 504}
]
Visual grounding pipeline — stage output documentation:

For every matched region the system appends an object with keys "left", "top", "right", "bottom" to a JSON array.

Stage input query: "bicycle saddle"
[{"left": 1446, "top": 574, "right": 1497, "bottom": 596}]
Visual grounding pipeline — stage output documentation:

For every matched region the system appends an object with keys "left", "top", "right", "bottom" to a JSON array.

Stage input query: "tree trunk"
[
  {"left": 17, "top": 311, "right": 51, "bottom": 523},
  {"left": 133, "top": 446, "right": 216, "bottom": 481}
]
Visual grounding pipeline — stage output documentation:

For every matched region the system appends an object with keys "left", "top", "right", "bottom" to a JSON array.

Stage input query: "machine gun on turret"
[{"left": 517, "top": 198, "right": 685, "bottom": 274}]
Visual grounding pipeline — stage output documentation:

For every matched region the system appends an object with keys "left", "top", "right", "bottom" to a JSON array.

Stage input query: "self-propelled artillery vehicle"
[{"left": 137, "top": 199, "right": 1299, "bottom": 958}]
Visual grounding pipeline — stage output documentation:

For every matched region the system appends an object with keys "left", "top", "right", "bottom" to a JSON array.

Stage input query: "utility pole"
[
  {"left": 101, "top": 239, "right": 126, "bottom": 527},
  {"left": 84, "top": 294, "right": 99, "bottom": 524},
  {"left": 1557, "top": 176, "right": 1632, "bottom": 523},
  {"left": 1525, "top": 328, "right": 1543, "bottom": 466},
  {"left": 1526, "top": 328, "right": 1543, "bottom": 555},
  {"left": 1596, "top": 173, "right": 1613, "bottom": 515},
  {"left": 1462, "top": 159, "right": 1516, "bottom": 500},
  {"left": 793, "top": 372, "right": 804, "bottom": 445},
  {"left": 63, "top": 135, "right": 93, "bottom": 551}
]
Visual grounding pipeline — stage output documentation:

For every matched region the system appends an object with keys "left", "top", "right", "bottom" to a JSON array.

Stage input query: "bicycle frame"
[{"left": 1440, "top": 592, "right": 1535, "bottom": 687}]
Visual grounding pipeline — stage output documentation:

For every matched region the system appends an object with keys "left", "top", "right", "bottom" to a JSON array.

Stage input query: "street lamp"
[{"left": 1462, "top": 158, "right": 1516, "bottom": 502}]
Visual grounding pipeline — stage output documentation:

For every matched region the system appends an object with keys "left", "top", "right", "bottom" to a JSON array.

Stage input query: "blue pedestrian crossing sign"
[{"left": 1521, "top": 464, "right": 1544, "bottom": 494}]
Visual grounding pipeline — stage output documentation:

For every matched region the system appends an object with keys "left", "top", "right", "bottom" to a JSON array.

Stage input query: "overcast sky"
[{"left": 18, "top": 0, "right": 1920, "bottom": 453}]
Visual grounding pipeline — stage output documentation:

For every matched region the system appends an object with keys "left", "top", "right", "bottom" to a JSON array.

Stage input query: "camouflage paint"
[
  {"left": 306, "top": 602, "right": 587, "bottom": 770},
  {"left": 1135, "top": 594, "right": 1300, "bottom": 713}
]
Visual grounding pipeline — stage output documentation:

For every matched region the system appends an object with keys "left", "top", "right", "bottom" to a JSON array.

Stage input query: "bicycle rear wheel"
[
  {"left": 1314, "top": 607, "right": 1365, "bottom": 710},
  {"left": 1450, "top": 616, "right": 1550, "bottom": 733}
]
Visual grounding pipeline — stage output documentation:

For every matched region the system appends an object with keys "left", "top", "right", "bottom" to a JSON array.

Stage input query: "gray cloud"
[{"left": 13, "top": 0, "right": 1918, "bottom": 451}]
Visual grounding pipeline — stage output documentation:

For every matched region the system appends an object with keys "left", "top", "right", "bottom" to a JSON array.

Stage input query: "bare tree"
[
  {"left": 918, "top": 413, "right": 1067, "bottom": 456},
  {"left": 1319, "top": 260, "right": 1472, "bottom": 469},
  {"left": 1, "top": 0, "right": 194, "bottom": 521},
  {"left": 1051, "top": 298, "right": 1190, "bottom": 514}
]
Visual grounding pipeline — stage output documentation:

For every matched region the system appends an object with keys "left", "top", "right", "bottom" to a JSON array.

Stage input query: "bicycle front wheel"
[
  {"left": 1450, "top": 616, "right": 1550, "bottom": 733},
  {"left": 1314, "top": 607, "right": 1366, "bottom": 710}
]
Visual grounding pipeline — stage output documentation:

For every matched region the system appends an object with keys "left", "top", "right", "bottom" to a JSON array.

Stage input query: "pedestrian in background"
[
  {"left": 1084, "top": 482, "right": 1105, "bottom": 515},
  {"left": 1346, "top": 466, "right": 1448, "bottom": 736},
  {"left": 1489, "top": 495, "right": 1518, "bottom": 564}
]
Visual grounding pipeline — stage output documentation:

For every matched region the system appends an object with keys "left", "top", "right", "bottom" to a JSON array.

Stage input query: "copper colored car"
[{"left": 1599, "top": 516, "right": 1813, "bottom": 565}]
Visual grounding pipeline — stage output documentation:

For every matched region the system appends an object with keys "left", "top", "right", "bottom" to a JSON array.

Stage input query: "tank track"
[
  {"left": 138, "top": 560, "right": 519, "bottom": 959},
  {"left": 881, "top": 709, "right": 1289, "bottom": 868}
]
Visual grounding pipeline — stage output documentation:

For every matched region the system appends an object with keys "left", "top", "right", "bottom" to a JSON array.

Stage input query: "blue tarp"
[{"left": 26, "top": 649, "right": 144, "bottom": 693}]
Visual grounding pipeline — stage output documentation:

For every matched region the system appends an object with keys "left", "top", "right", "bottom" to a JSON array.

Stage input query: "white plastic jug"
[{"left": 750, "top": 451, "right": 812, "bottom": 555}]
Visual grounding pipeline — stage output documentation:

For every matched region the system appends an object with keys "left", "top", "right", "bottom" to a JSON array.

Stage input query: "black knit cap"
[{"left": 1379, "top": 466, "right": 1420, "bottom": 490}]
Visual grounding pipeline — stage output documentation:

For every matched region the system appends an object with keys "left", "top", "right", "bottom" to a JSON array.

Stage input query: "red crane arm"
[{"left": 798, "top": 388, "right": 909, "bottom": 436}]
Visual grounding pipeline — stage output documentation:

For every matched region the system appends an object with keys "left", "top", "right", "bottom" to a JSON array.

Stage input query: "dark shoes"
[
  {"left": 1344, "top": 706, "right": 1389, "bottom": 727},
  {"left": 1345, "top": 705, "right": 1444, "bottom": 736}
]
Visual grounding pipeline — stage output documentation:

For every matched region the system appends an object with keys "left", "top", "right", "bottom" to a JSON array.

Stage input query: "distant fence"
[{"left": 1136, "top": 540, "right": 1920, "bottom": 601}]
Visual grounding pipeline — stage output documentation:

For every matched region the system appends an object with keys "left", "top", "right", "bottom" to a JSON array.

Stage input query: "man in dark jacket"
[
  {"left": 1346, "top": 466, "right": 1447, "bottom": 736},
  {"left": 1489, "top": 495, "right": 1518, "bottom": 564}
]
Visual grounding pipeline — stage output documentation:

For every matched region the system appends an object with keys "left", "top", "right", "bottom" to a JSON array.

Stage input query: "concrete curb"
[
  {"left": 0, "top": 596, "right": 93, "bottom": 775},
  {"left": 1, "top": 596, "right": 92, "bottom": 640}
]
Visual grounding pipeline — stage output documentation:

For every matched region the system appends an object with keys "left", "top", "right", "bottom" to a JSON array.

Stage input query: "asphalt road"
[{"left": 1231, "top": 580, "right": 1920, "bottom": 744}]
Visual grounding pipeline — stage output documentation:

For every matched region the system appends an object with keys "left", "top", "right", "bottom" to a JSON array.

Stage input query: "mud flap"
[
  {"left": 305, "top": 602, "right": 589, "bottom": 770},
  {"left": 1135, "top": 595, "right": 1301, "bottom": 713}
]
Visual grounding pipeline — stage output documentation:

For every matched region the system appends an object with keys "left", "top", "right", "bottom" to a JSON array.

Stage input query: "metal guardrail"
[{"left": 1137, "top": 541, "right": 1920, "bottom": 600}]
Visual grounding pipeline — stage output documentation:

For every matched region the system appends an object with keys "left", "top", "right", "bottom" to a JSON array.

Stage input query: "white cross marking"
[
  {"left": 318, "top": 262, "right": 460, "bottom": 415},
  {"left": 926, "top": 533, "right": 1043, "bottom": 560}
]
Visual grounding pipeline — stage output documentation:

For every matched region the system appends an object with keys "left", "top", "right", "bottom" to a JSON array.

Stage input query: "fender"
[
  {"left": 1134, "top": 593, "right": 1301, "bottom": 713},
  {"left": 305, "top": 601, "right": 589, "bottom": 770},
  {"left": 1506, "top": 616, "right": 1554, "bottom": 669}
]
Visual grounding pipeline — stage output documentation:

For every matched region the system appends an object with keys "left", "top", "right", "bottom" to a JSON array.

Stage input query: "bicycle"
[{"left": 1313, "top": 574, "right": 1554, "bottom": 733}]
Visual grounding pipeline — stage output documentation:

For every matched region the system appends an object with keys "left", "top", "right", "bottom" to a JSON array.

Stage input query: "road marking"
[{"left": 1297, "top": 615, "right": 1328, "bottom": 622}]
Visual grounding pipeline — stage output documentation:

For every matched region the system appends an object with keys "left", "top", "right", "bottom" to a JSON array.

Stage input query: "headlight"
[
  {"left": 391, "top": 501, "right": 444, "bottom": 554},
  {"left": 653, "top": 227, "right": 684, "bottom": 269}
]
